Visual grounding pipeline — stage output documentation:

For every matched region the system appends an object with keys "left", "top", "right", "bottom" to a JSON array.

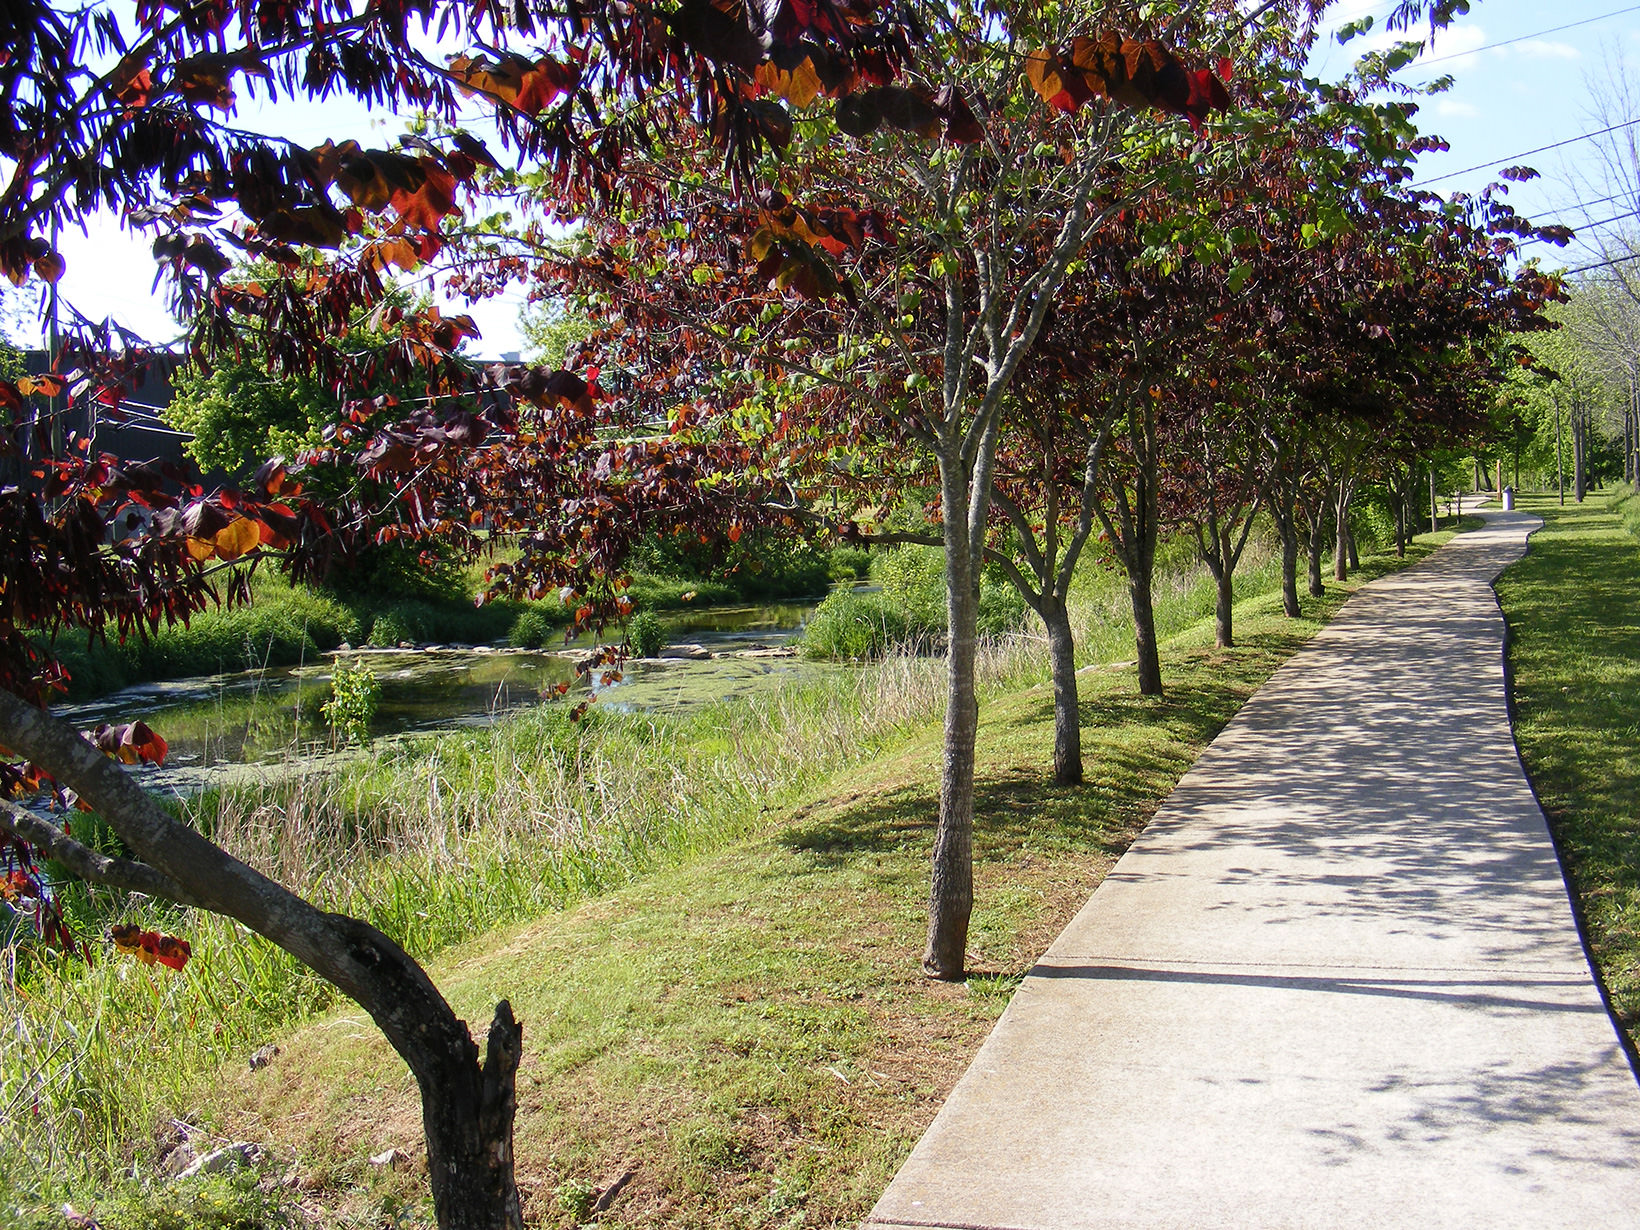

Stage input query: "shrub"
[
  {"left": 556, "top": 1177, "right": 597, "bottom": 1222},
  {"left": 41, "top": 573, "right": 362, "bottom": 700},
  {"left": 625, "top": 575, "right": 738, "bottom": 611},
  {"left": 366, "top": 601, "right": 437, "bottom": 647},
  {"left": 508, "top": 603, "right": 560, "bottom": 649},
  {"left": 631, "top": 527, "right": 831, "bottom": 600},
  {"left": 872, "top": 545, "right": 946, "bottom": 628},
  {"left": 867, "top": 544, "right": 1024, "bottom": 639},
  {"left": 801, "top": 590, "right": 912, "bottom": 659},
  {"left": 978, "top": 582, "right": 1028, "bottom": 636},
  {"left": 322, "top": 661, "right": 381, "bottom": 746},
  {"left": 628, "top": 610, "right": 666, "bottom": 658},
  {"left": 827, "top": 545, "right": 872, "bottom": 581}
]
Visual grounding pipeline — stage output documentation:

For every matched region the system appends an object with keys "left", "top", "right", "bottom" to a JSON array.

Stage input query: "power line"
[
  {"left": 1532, "top": 188, "right": 1636, "bottom": 223},
  {"left": 1521, "top": 207, "right": 1640, "bottom": 246},
  {"left": 1419, "top": 4, "right": 1640, "bottom": 67},
  {"left": 1562, "top": 249, "right": 1640, "bottom": 276},
  {"left": 1418, "top": 116, "right": 1640, "bottom": 187}
]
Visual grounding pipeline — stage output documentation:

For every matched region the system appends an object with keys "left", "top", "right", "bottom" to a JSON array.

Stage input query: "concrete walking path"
[{"left": 867, "top": 506, "right": 1640, "bottom": 1229}]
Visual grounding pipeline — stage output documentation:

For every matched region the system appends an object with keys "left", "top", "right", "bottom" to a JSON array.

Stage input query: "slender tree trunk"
[
  {"left": 1131, "top": 406, "right": 1163, "bottom": 696},
  {"left": 1429, "top": 462, "right": 1439, "bottom": 533},
  {"left": 1305, "top": 519, "right": 1325, "bottom": 597},
  {"left": 1625, "top": 409, "right": 1632, "bottom": 485},
  {"left": 1280, "top": 519, "right": 1301, "bottom": 616},
  {"left": 925, "top": 455, "right": 979, "bottom": 981},
  {"left": 1392, "top": 470, "right": 1408, "bottom": 558},
  {"left": 1572, "top": 407, "right": 1588, "bottom": 502},
  {"left": 1213, "top": 565, "right": 1235, "bottom": 649},
  {"left": 1332, "top": 478, "right": 1351, "bottom": 582},
  {"left": 1346, "top": 527, "right": 1359, "bottom": 570},
  {"left": 1130, "top": 568, "right": 1163, "bottom": 695},
  {"left": 1042, "top": 596, "right": 1082, "bottom": 786}
]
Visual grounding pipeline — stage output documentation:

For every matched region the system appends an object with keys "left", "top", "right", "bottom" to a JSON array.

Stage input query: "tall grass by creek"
[
  {"left": 0, "top": 633, "right": 1041, "bottom": 1190},
  {"left": 1, "top": 519, "right": 1322, "bottom": 1196}
]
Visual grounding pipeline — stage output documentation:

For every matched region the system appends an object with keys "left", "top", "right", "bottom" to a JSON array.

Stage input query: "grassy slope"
[
  {"left": 194, "top": 534, "right": 1466, "bottom": 1229},
  {"left": 1497, "top": 489, "right": 1640, "bottom": 1049}
]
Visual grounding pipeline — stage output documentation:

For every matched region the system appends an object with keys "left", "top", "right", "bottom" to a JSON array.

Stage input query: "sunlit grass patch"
[{"left": 1498, "top": 489, "right": 1640, "bottom": 1049}]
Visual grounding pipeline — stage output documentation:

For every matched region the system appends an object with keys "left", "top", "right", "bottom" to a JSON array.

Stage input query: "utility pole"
[{"left": 1553, "top": 389, "right": 1565, "bottom": 507}]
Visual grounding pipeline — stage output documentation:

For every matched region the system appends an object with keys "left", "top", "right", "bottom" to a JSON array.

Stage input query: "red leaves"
[
  {"left": 171, "top": 48, "right": 271, "bottom": 112},
  {"left": 90, "top": 721, "right": 169, "bottom": 767},
  {"left": 1027, "top": 32, "right": 1231, "bottom": 128},
  {"left": 669, "top": 0, "right": 771, "bottom": 73},
  {"left": 449, "top": 52, "right": 581, "bottom": 114},
  {"left": 834, "top": 84, "right": 981, "bottom": 143},
  {"left": 389, "top": 159, "right": 458, "bottom": 232},
  {"left": 17, "top": 374, "right": 65, "bottom": 398},
  {"left": 0, "top": 233, "right": 66, "bottom": 287},
  {"left": 112, "top": 53, "right": 155, "bottom": 109},
  {"left": 33, "top": 250, "right": 65, "bottom": 283},
  {"left": 306, "top": 143, "right": 460, "bottom": 233},
  {"left": 254, "top": 457, "right": 303, "bottom": 500},
  {"left": 110, "top": 923, "right": 192, "bottom": 970},
  {"left": 1, "top": 373, "right": 66, "bottom": 412}
]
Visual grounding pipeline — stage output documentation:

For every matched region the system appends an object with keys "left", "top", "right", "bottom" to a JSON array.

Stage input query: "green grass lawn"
[
  {"left": 165, "top": 534, "right": 1464, "bottom": 1229},
  {"left": 1497, "top": 488, "right": 1640, "bottom": 1049},
  {"left": 2, "top": 523, "right": 1471, "bottom": 1230}
]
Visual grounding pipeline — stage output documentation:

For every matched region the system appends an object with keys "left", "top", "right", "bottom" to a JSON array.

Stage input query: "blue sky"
[
  {"left": 34, "top": 0, "right": 1640, "bottom": 358},
  {"left": 1316, "top": 0, "right": 1640, "bottom": 262}
]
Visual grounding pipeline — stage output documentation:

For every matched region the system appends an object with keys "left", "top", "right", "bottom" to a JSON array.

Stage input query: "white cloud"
[
  {"left": 1515, "top": 40, "right": 1580, "bottom": 61},
  {"left": 1417, "top": 22, "right": 1487, "bottom": 68}
]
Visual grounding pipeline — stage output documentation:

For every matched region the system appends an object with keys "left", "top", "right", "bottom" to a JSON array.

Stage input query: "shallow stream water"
[{"left": 57, "top": 600, "right": 840, "bottom": 795}]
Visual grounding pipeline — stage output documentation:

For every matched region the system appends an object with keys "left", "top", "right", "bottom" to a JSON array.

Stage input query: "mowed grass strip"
[
  {"left": 198, "top": 530, "right": 1466, "bottom": 1229},
  {"left": 1498, "top": 489, "right": 1640, "bottom": 1050}
]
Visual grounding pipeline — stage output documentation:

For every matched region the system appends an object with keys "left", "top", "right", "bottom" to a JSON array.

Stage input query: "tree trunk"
[
  {"left": 1214, "top": 566, "right": 1235, "bottom": 649},
  {"left": 0, "top": 690, "right": 525, "bottom": 1230},
  {"left": 1392, "top": 472, "right": 1408, "bottom": 558},
  {"left": 924, "top": 457, "right": 978, "bottom": 981},
  {"left": 1306, "top": 525, "right": 1324, "bottom": 597},
  {"left": 1572, "top": 408, "right": 1588, "bottom": 502},
  {"left": 1280, "top": 520, "right": 1301, "bottom": 617},
  {"left": 1042, "top": 597, "right": 1082, "bottom": 786},
  {"left": 407, "top": 999, "right": 524, "bottom": 1230},
  {"left": 1332, "top": 479, "right": 1350, "bottom": 582},
  {"left": 1130, "top": 569, "right": 1163, "bottom": 695}
]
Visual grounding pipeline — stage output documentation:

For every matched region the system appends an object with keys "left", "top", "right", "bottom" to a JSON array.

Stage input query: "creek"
[{"left": 58, "top": 600, "right": 840, "bottom": 795}]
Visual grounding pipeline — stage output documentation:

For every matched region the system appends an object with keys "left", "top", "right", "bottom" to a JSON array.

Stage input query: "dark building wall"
[{"left": 21, "top": 348, "right": 192, "bottom": 470}]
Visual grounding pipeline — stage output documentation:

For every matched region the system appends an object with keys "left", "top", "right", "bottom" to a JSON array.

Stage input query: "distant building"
[{"left": 18, "top": 347, "right": 192, "bottom": 472}]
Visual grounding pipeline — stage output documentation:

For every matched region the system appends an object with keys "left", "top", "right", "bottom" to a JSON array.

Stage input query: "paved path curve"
[{"left": 868, "top": 508, "right": 1640, "bottom": 1230}]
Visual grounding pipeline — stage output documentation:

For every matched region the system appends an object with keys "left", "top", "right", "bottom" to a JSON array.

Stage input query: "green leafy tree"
[{"left": 165, "top": 360, "right": 333, "bottom": 474}]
